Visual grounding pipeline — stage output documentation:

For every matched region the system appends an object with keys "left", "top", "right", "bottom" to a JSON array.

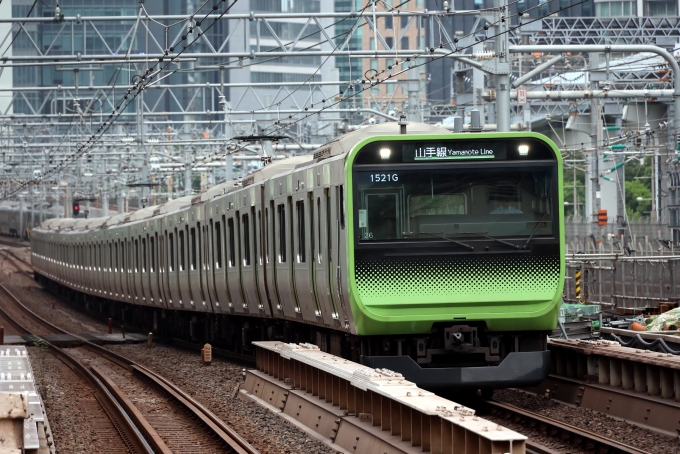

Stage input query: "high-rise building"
[{"left": 361, "top": 0, "right": 426, "bottom": 119}]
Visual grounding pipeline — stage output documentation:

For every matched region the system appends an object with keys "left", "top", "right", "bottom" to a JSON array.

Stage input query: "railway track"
[
  {"left": 0, "top": 248, "right": 33, "bottom": 278},
  {"left": 483, "top": 399, "right": 649, "bottom": 454},
  {"left": 0, "top": 278, "right": 258, "bottom": 454}
]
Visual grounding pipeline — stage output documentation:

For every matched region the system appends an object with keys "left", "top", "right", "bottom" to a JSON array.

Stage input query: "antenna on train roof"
[{"left": 398, "top": 115, "right": 408, "bottom": 135}]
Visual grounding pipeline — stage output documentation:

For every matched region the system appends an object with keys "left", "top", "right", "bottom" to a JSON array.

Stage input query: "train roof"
[
  {"left": 241, "top": 155, "right": 313, "bottom": 188},
  {"left": 35, "top": 122, "right": 450, "bottom": 233},
  {"left": 312, "top": 122, "right": 449, "bottom": 161}
]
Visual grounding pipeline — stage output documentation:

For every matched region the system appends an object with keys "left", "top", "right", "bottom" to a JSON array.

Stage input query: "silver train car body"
[{"left": 31, "top": 123, "right": 435, "bottom": 334}]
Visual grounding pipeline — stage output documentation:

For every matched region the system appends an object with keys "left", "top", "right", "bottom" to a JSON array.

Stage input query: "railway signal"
[{"left": 72, "top": 202, "right": 80, "bottom": 216}]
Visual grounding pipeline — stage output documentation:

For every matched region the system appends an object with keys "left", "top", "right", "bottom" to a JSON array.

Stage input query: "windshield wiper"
[
  {"left": 458, "top": 231, "right": 520, "bottom": 249},
  {"left": 523, "top": 198, "right": 551, "bottom": 249},
  {"left": 420, "top": 232, "right": 475, "bottom": 250}
]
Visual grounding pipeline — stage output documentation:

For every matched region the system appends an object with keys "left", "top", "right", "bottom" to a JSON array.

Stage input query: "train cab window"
[
  {"left": 190, "top": 227, "right": 197, "bottom": 271},
  {"left": 353, "top": 166, "right": 554, "bottom": 243},
  {"left": 228, "top": 218, "right": 236, "bottom": 267},
  {"left": 169, "top": 232, "right": 175, "bottom": 272},
  {"left": 277, "top": 204, "right": 286, "bottom": 263},
  {"left": 214, "top": 221, "right": 222, "bottom": 269},
  {"left": 179, "top": 230, "right": 185, "bottom": 271},
  {"left": 296, "top": 200, "right": 305, "bottom": 263},
  {"left": 242, "top": 214, "right": 250, "bottom": 266}
]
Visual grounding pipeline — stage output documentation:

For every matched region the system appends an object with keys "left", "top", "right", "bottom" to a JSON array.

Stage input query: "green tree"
[{"left": 624, "top": 156, "right": 652, "bottom": 218}]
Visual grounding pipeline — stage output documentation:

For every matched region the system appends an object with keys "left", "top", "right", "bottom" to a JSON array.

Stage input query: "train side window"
[
  {"left": 214, "top": 221, "right": 222, "bottom": 269},
  {"left": 227, "top": 218, "right": 235, "bottom": 267},
  {"left": 190, "top": 227, "right": 197, "bottom": 271},
  {"left": 109, "top": 243, "right": 113, "bottom": 271},
  {"left": 242, "top": 213, "right": 250, "bottom": 266},
  {"left": 150, "top": 236, "right": 155, "bottom": 273},
  {"left": 169, "top": 232, "right": 175, "bottom": 272},
  {"left": 277, "top": 204, "right": 286, "bottom": 263},
  {"left": 98, "top": 244, "right": 102, "bottom": 271},
  {"left": 179, "top": 230, "right": 185, "bottom": 271},
  {"left": 296, "top": 200, "right": 305, "bottom": 263},
  {"left": 115, "top": 242, "right": 119, "bottom": 272}
]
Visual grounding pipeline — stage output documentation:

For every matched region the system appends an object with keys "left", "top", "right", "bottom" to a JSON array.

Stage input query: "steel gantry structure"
[{"left": 1, "top": 1, "right": 680, "bottom": 241}]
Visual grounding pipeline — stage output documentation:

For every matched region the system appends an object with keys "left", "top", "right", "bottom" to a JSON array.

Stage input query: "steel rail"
[
  {"left": 0, "top": 249, "right": 34, "bottom": 278},
  {"left": 0, "top": 284, "right": 152, "bottom": 453},
  {"left": 0, "top": 278, "right": 259, "bottom": 454},
  {"left": 486, "top": 400, "right": 649, "bottom": 454}
]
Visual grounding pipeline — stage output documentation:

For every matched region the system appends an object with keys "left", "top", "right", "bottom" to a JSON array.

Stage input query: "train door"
[
  {"left": 105, "top": 238, "right": 113, "bottom": 297},
  {"left": 272, "top": 194, "right": 297, "bottom": 318},
  {"left": 200, "top": 219, "right": 215, "bottom": 311},
  {"left": 167, "top": 226, "right": 182, "bottom": 308},
  {"left": 213, "top": 211, "right": 232, "bottom": 313},
  {"left": 255, "top": 187, "right": 272, "bottom": 316},
  {"left": 264, "top": 198, "right": 281, "bottom": 314},
  {"left": 95, "top": 238, "right": 103, "bottom": 294},
  {"left": 226, "top": 211, "right": 246, "bottom": 313},
  {"left": 203, "top": 213, "right": 222, "bottom": 313},
  {"left": 157, "top": 227, "right": 169, "bottom": 307},
  {"left": 312, "top": 187, "right": 338, "bottom": 326},
  {"left": 177, "top": 225, "right": 191, "bottom": 307},
  {"left": 240, "top": 200, "right": 263, "bottom": 314},
  {"left": 141, "top": 233, "right": 151, "bottom": 305},
  {"left": 152, "top": 228, "right": 166, "bottom": 308},
  {"left": 147, "top": 230, "right": 160, "bottom": 306},
  {"left": 328, "top": 184, "right": 351, "bottom": 329},
  {"left": 121, "top": 237, "right": 132, "bottom": 303},
  {"left": 291, "top": 191, "right": 317, "bottom": 320},
  {"left": 112, "top": 237, "right": 120, "bottom": 299},
  {"left": 188, "top": 221, "right": 206, "bottom": 310},
  {"left": 135, "top": 234, "right": 143, "bottom": 303}
]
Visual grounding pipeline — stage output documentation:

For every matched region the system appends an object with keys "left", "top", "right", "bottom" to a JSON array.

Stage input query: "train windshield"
[{"left": 353, "top": 165, "right": 555, "bottom": 243}]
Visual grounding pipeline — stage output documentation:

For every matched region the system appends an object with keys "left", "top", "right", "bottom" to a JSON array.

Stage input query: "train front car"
[{"left": 348, "top": 132, "right": 564, "bottom": 390}]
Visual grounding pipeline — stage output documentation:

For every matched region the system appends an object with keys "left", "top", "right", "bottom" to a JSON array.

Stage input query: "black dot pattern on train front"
[{"left": 354, "top": 256, "right": 560, "bottom": 297}]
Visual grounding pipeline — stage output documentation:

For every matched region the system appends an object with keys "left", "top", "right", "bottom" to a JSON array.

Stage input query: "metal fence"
[{"left": 564, "top": 237, "right": 680, "bottom": 309}]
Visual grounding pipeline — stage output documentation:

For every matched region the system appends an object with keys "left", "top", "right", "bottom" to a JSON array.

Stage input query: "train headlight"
[
  {"left": 518, "top": 144, "right": 529, "bottom": 156},
  {"left": 379, "top": 148, "right": 391, "bottom": 159}
]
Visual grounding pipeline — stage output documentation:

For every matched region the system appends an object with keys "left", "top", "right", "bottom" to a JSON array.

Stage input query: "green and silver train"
[{"left": 31, "top": 122, "right": 564, "bottom": 390}]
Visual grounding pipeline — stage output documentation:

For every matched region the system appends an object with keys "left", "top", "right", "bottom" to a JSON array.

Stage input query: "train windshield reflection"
[{"left": 354, "top": 165, "right": 555, "bottom": 243}]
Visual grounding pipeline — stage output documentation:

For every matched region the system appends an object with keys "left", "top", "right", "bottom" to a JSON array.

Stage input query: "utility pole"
[
  {"left": 18, "top": 195, "right": 23, "bottom": 238},
  {"left": 184, "top": 147, "right": 192, "bottom": 196},
  {"left": 102, "top": 179, "right": 109, "bottom": 216},
  {"left": 586, "top": 53, "right": 601, "bottom": 231},
  {"left": 493, "top": 0, "right": 510, "bottom": 132}
]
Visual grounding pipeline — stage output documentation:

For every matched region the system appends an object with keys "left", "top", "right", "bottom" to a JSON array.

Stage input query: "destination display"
[{"left": 402, "top": 142, "right": 507, "bottom": 162}]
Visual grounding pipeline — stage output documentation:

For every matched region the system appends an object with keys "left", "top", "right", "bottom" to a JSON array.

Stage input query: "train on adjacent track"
[{"left": 30, "top": 122, "right": 565, "bottom": 390}]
